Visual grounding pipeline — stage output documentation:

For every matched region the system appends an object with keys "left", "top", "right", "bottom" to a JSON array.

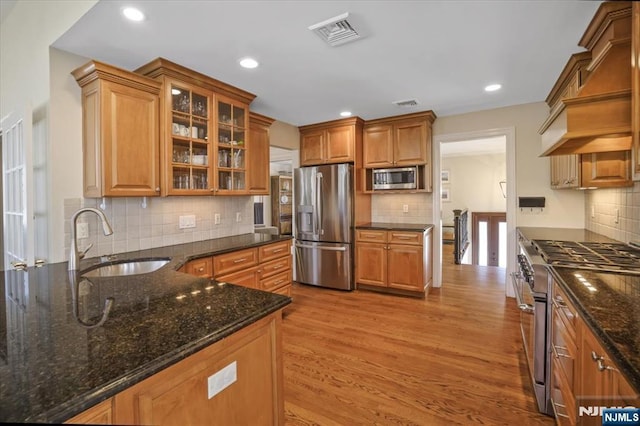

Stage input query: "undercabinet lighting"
[
  {"left": 171, "top": 88, "right": 181, "bottom": 95},
  {"left": 340, "top": 111, "right": 352, "bottom": 117},
  {"left": 484, "top": 83, "right": 502, "bottom": 92},
  {"left": 122, "top": 7, "right": 145, "bottom": 22},
  {"left": 239, "top": 57, "right": 259, "bottom": 69}
]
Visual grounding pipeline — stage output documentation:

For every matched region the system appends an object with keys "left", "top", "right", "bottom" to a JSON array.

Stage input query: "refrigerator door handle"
[
  {"left": 295, "top": 242, "right": 346, "bottom": 252},
  {"left": 316, "top": 172, "right": 323, "bottom": 236}
]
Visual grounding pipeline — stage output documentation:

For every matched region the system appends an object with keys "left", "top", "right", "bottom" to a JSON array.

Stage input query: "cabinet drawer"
[
  {"left": 356, "top": 230, "right": 387, "bottom": 243},
  {"left": 551, "top": 357, "right": 576, "bottom": 426},
  {"left": 260, "top": 270, "right": 291, "bottom": 292},
  {"left": 213, "top": 248, "right": 258, "bottom": 277},
  {"left": 552, "top": 283, "right": 578, "bottom": 339},
  {"left": 259, "top": 240, "right": 290, "bottom": 263},
  {"left": 185, "top": 257, "right": 213, "bottom": 278},
  {"left": 217, "top": 266, "right": 259, "bottom": 289},
  {"left": 260, "top": 256, "right": 291, "bottom": 279},
  {"left": 272, "top": 283, "right": 292, "bottom": 297},
  {"left": 388, "top": 231, "right": 422, "bottom": 246},
  {"left": 552, "top": 308, "right": 576, "bottom": 390}
]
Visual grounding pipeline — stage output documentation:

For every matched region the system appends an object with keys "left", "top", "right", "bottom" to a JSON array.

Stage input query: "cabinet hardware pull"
[
  {"left": 551, "top": 344, "right": 570, "bottom": 359},
  {"left": 155, "top": 187, "right": 160, "bottom": 192},
  {"left": 233, "top": 258, "right": 247, "bottom": 263},
  {"left": 272, "top": 265, "right": 282, "bottom": 269},
  {"left": 272, "top": 249, "right": 284, "bottom": 253},
  {"left": 552, "top": 400, "right": 570, "bottom": 419},
  {"left": 518, "top": 303, "right": 534, "bottom": 314},
  {"left": 11, "top": 261, "right": 27, "bottom": 270},
  {"left": 198, "top": 267, "right": 204, "bottom": 272},
  {"left": 274, "top": 280, "right": 284, "bottom": 285}
]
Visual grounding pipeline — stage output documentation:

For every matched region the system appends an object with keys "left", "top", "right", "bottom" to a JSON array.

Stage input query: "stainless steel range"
[{"left": 512, "top": 235, "right": 640, "bottom": 417}]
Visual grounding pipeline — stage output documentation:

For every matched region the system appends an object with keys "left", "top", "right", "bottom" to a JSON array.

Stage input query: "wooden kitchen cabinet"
[
  {"left": 363, "top": 111, "right": 436, "bottom": 168},
  {"left": 136, "top": 57, "right": 256, "bottom": 196},
  {"left": 112, "top": 312, "right": 284, "bottom": 426},
  {"left": 581, "top": 151, "right": 633, "bottom": 188},
  {"left": 66, "top": 398, "right": 113, "bottom": 424},
  {"left": 633, "top": 2, "right": 640, "bottom": 177},
  {"left": 218, "top": 265, "right": 261, "bottom": 289},
  {"left": 247, "top": 112, "right": 275, "bottom": 195},
  {"left": 298, "top": 117, "right": 363, "bottom": 166},
  {"left": 577, "top": 320, "right": 640, "bottom": 426},
  {"left": 213, "top": 248, "right": 258, "bottom": 276},
  {"left": 550, "top": 154, "right": 581, "bottom": 189},
  {"left": 355, "top": 228, "right": 432, "bottom": 296},
  {"left": 72, "top": 60, "right": 162, "bottom": 198}
]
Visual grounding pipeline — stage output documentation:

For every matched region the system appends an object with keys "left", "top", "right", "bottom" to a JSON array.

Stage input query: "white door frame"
[{"left": 432, "top": 127, "right": 516, "bottom": 297}]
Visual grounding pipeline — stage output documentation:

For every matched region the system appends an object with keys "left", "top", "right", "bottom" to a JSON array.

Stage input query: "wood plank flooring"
[{"left": 281, "top": 260, "right": 554, "bottom": 425}]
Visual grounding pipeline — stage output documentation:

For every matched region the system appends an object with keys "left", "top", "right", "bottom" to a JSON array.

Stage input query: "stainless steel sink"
[{"left": 81, "top": 258, "right": 170, "bottom": 278}]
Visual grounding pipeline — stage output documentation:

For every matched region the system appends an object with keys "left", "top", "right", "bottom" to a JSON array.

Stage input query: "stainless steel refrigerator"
[{"left": 294, "top": 163, "right": 354, "bottom": 290}]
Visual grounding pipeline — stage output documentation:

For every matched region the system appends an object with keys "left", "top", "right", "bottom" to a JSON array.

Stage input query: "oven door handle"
[{"left": 510, "top": 272, "right": 535, "bottom": 314}]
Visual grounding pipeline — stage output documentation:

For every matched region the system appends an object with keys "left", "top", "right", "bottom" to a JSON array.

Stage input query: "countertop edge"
[
  {"left": 356, "top": 223, "right": 434, "bottom": 232},
  {"left": 549, "top": 267, "right": 640, "bottom": 394},
  {"left": 44, "top": 293, "right": 291, "bottom": 423}
]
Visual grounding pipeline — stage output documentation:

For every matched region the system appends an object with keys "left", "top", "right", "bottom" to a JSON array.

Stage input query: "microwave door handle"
[{"left": 316, "top": 172, "right": 323, "bottom": 235}]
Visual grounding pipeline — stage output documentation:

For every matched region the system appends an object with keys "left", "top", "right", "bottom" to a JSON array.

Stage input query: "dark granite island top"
[
  {"left": 356, "top": 222, "right": 433, "bottom": 232},
  {"left": 550, "top": 267, "right": 640, "bottom": 393},
  {"left": 517, "top": 226, "right": 619, "bottom": 244},
  {"left": 0, "top": 233, "right": 292, "bottom": 423}
]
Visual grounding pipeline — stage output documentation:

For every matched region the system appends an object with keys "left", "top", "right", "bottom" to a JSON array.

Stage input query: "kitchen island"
[{"left": 0, "top": 234, "right": 292, "bottom": 424}]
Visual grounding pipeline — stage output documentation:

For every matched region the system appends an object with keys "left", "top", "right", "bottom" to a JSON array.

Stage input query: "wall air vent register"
[{"left": 308, "top": 12, "right": 360, "bottom": 47}]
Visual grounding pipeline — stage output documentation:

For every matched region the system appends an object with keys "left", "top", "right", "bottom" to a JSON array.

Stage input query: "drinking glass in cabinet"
[
  {"left": 174, "top": 173, "right": 190, "bottom": 189},
  {"left": 232, "top": 106, "right": 245, "bottom": 127},
  {"left": 219, "top": 149, "right": 231, "bottom": 168},
  {"left": 233, "top": 150, "right": 244, "bottom": 169},
  {"left": 172, "top": 90, "right": 190, "bottom": 113},
  {"left": 192, "top": 94, "right": 207, "bottom": 117}
]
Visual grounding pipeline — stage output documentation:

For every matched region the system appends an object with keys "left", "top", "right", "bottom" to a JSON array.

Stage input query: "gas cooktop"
[{"left": 532, "top": 240, "right": 640, "bottom": 274}]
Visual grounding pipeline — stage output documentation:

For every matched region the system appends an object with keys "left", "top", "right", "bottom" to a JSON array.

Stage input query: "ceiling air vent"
[
  {"left": 392, "top": 99, "right": 420, "bottom": 107},
  {"left": 308, "top": 12, "right": 360, "bottom": 47}
]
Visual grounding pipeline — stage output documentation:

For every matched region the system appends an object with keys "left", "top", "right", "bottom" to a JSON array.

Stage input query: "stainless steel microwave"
[{"left": 372, "top": 167, "right": 418, "bottom": 190}]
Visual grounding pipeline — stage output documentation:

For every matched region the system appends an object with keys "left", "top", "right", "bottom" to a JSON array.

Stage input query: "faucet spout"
[{"left": 69, "top": 207, "right": 113, "bottom": 272}]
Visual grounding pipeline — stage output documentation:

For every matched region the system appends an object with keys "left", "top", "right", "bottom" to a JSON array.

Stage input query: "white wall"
[
  {"left": 441, "top": 153, "right": 506, "bottom": 222},
  {"left": 433, "top": 102, "right": 585, "bottom": 228}
]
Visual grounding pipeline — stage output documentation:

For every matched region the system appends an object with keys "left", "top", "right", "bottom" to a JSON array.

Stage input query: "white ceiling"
[{"left": 52, "top": 0, "right": 602, "bottom": 126}]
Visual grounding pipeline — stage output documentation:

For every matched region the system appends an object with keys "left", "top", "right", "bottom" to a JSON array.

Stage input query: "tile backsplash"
[
  {"left": 64, "top": 196, "right": 254, "bottom": 260},
  {"left": 371, "top": 193, "right": 433, "bottom": 224},
  {"left": 585, "top": 182, "right": 640, "bottom": 243}
]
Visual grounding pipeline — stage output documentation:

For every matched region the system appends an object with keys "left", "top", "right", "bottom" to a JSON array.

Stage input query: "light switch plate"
[
  {"left": 402, "top": 204, "right": 409, "bottom": 213},
  {"left": 236, "top": 212, "right": 242, "bottom": 222},
  {"left": 179, "top": 215, "right": 196, "bottom": 229},
  {"left": 207, "top": 361, "right": 237, "bottom": 399},
  {"left": 214, "top": 213, "right": 221, "bottom": 225}
]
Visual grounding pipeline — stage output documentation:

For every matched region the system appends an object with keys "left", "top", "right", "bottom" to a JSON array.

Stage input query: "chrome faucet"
[{"left": 69, "top": 207, "right": 113, "bottom": 271}]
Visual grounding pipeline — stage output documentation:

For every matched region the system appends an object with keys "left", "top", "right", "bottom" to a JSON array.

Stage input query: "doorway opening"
[
  {"left": 472, "top": 211, "right": 507, "bottom": 267},
  {"left": 432, "top": 128, "right": 516, "bottom": 296}
]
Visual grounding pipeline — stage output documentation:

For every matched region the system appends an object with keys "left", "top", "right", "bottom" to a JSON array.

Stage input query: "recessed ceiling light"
[
  {"left": 484, "top": 83, "right": 502, "bottom": 92},
  {"left": 340, "top": 111, "right": 352, "bottom": 117},
  {"left": 122, "top": 7, "right": 145, "bottom": 22},
  {"left": 239, "top": 58, "right": 259, "bottom": 69}
]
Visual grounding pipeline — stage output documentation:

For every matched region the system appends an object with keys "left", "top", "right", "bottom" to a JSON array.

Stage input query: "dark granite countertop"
[
  {"left": 356, "top": 222, "right": 433, "bottom": 232},
  {"left": 0, "top": 233, "right": 292, "bottom": 423},
  {"left": 517, "top": 226, "right": 619, "bottom": 244},
  {"left": 550, "top": 267, "right": 640, "bottom": 393}
]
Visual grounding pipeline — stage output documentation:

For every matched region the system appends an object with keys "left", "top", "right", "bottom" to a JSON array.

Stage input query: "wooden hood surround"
[{"left": 541, "top": 2, "right": 633, "bottom": 156}]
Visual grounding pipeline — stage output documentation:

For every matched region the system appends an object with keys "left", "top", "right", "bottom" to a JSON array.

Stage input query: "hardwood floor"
[{"left": 281, "top": 262, "right": 554, "bottom": 425}]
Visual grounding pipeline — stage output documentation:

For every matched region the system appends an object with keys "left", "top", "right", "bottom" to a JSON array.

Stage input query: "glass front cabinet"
[
  {"left": 168, "top": 82, "right": 213, "bottom": 194},
  {"left": 216, "top": 96, "right": 248, "bottom": 193}
]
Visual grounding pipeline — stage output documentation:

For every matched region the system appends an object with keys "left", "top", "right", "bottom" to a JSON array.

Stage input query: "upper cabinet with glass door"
[
  {"left": 216, "top": 96, "right": 249, "bottom": 194},
  {"left": 135, "top": 57, "right": 256, "bottom": 196},
  {"left": 168, "top": 83, "right": 213, "bottom": 194}
]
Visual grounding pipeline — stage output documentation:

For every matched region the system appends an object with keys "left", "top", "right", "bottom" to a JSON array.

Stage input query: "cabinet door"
[
  {"left": 394, "top": 119, "right": 428, "bottom": 166},
  {"left": 66, "top": 398, "right": 113, "bottom": 425},
  {"left": 551, "top": 155, "right": 580, "bottom": 189},
  {"left": 387, "top": 244, "right": 424, "bottom": 291},
  {"left": 581, "top": 151, "right": 632, "bottom": 188},
  {"left": 100, "top": 80, "right": 160, "bottom": 197},
  {"left": 325, "top": 125, "right": 354, "bottom": 163},
  {"left": 355, "top": 242, "right": 387, "bottom": 287},
  {"left": 247, "top": 118, "right": 270, "bottom": 194},
  {"left": 217, "top": 266, "right": 260, "bottom": 289},
  {"left": 113, "top": 314, "right": 283, "bottom": 426},
  {"left": 216, "top": 96, "right": 248, "bottom": 194},
  {"left": 363, "top": 124, "right": 394, "bottom": 168},
  {"left": 213, "top": 248, "right": 258, "bottom": 276},
  {"left": 166, "top": 81, "right": 213, "bottom": 195},
  {"left": 300, "top": 130, "right": 325, "bottom": 166}
]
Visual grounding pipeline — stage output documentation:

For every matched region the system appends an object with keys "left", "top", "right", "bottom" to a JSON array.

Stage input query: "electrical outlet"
[
  {"left": 77, "top": 222, "right": 89, "bottom": 239},
  {"left": 614, "top": 208, "right": 620, "bottom": 224},
  {"left": 591, "top": 206, "right": 595, "bottom": 218},
  {"left": 402, "top": 204, "right": 409, "bottom": 213},
  {"left": 179, "top": 215, "right": 196, "bottom": 229},
  {"left": 214, "top": 213, "right": 221, "bottom": 225},
  {"left": 236, "top": 212, "right": 242, "bottom": 223},
  {"left": 207, "top": 361, "right": 237, "bottom": 399}
]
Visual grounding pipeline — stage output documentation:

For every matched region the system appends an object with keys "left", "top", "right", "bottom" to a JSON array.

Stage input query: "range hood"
[{"left": 540, "top": 2, "right": 632, "bottom": 156}]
